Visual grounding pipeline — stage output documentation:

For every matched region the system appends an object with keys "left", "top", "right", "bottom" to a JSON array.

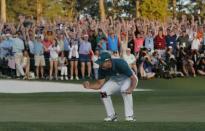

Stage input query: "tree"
[
  {"left": 193, "top": 0, "right": 205, "bottom": 18},
  {"left": 67, "top": 0, "right": 77, "bottom": 21},
  {"left": 136, "top": 0, "right": 140, "bottom": 18},
  {"left": 1, "top": 0, "right": 6, "bottom": 22},
  {"left": 37, "top": 0, "right": 42, "bottom": 23},
  {"left": 99, "top": 0, "right": 106, "bottom": 20},
  {"left": 140, "top": 0, "right": 170, "bottom": 22},
  {"left": 76, "top": 0, "right": 99, "bottom": 18},
  {"left": 173, "top": 0, "right": 176, "bottom": 19},
  {"left": 6, "top": 0, "right": 37, "bottom": 21}
]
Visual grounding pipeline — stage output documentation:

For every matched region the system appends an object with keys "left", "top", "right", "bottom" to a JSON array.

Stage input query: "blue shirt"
[
  {"left": 0, "top": 40, "right": 12, "bottom": 58},
  {"left": 12, "top": 38, "right": 25, "bottom": 53},
  {"left": 166, "top": 35, "right": 177, "bottom": 48},
  {"left": 28, "top": 40, "right": 34, "bottom": 54},
  {"left": 79, "top": 40, "right": 92, "bottom": 54},
  {"left": 64, "top": 38, "right": 70, "bottom": 51},
  {"left": 203, "top": 33, "right": 205, "bottom": 45},
  {"left": 145, "top": 36, "right": 154, "bottom": 51},
  {"left": 0, "top": 39, "right": 13, "bottom": 57},
  {"left": 98, "top": 59, "right": 133, "bottom": 80},
  {"left": 97, "top": 41, "right": 107, "bottom": 53},
  {"left": 33, "top": 40, "right": 44, "bottom": 55},
  {"left": 108, "top": 35, "right": 118, "bottom": 52}
]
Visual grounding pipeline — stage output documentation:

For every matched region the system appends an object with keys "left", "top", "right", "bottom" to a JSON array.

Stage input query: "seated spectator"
[
  {"left": 48, "top": 39, "right": 60, "bottom": 80},
  {"left": 58, "top": 52, "right": 68, "bottom": 80},
  {"left": 22, "top": 50, "right": 30, "bottom": 80},
  {"left": 182, "top": 55, "right": 196, "bottom": 77},
  {"left": 165, "top": 47, "right": 184, "bottom": 78},
  {"left": 139, "top": 50, "right": 155, "bottom": 79},
  {"left": 197, "top": 55, "right": 205, "bottom": 76},
  {"left": 191, "top": 50, "right": 201, "bottom": 70},
  {"left": 150, "top": 51, "right": 162, "bottom": 77},
  {"left": 123, "top": 48, "right": 137, "bottom": 74}
]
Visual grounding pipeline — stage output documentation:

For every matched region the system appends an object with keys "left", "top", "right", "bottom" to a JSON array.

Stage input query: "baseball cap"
[{"left": 95, "top": 52, "right": 111, "bottom": 65}]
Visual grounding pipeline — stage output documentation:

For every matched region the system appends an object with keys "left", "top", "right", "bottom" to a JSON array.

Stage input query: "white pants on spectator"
[
  {"left": 60, "top": 66, "right": 67, "bottom": 76},
  {"left": 93, "top": 68, "right": 99, "bottom": 79},
  {"left": 14, "top": 53, "right": 25, "bottom": 77},
  {"left": 156, "top": 49, "right": 166, "bottom": 59}
]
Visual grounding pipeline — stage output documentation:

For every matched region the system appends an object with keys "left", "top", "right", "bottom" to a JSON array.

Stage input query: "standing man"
[
  {"left": 33, "top": 35, "right": 45, "bottom": 79},
  {"left": 12, "top": 32, "right": 25, "bottom": 78},
  {"left": 83, "top": 52, "right": 138, "bottom": 122}
]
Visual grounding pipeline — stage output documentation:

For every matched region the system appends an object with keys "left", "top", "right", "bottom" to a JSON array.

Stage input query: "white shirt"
[
  {"left": 92, "top": 55, "right": 99, "bottom": 69},
  {"left": 48, "top": 45, "right": 60, "bottom": 59},
  {"left": 69, "top": 44, "right": 79, "bottom": 59},
  {"left": 123, "top": 54, "right": 136, "bottom": 65},
  {"left": 191, "top": 38, "right": 201, "bottom": 50}
]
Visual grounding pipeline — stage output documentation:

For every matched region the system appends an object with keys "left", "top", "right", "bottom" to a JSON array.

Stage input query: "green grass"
[
  {"left": 0, "top": 77, "right": 204, "bottom": 130},
  {"left": 0, "top": 122, "right": 205, "bottom": 131}
]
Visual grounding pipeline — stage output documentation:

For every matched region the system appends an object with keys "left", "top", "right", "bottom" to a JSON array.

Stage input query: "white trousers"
[
  {"left": 15, "top": 53, "right": 25, "bottom": 77},
  {"left": 60, "top": 66, "right": 68, "bottom": 76},
  {"left": 100, "top": 75, "right": 138, "bottom": 117}
]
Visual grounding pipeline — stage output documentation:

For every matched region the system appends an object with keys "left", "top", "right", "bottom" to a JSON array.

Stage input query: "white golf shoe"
[
  {"left": 125, "top": 116, "right": 136, "bottom": 122},
  {"left": 104, "top": 114, "right": 117, "bottom": 122}
]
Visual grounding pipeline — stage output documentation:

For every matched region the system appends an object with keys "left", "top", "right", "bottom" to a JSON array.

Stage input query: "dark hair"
[
  {"left": 53, "top": 39, "right": 58, "bottom": 47},
  {"left": 60, "top": 51, "right": 64, "bottom": 56}
]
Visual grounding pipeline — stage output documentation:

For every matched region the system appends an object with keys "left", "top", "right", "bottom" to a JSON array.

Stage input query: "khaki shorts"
[{"left": 35, "top": 55, "right": 45, "bottom": 66}]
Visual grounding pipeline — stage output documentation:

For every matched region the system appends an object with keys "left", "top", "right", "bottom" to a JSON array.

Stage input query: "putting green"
[{"left": 0, "top": 77, "right": 204, "bottom": 130}]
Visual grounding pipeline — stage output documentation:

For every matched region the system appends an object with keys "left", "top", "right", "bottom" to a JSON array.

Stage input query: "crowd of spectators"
[{"left": 0, "top": 15, "right": 205, "bottom": 80}]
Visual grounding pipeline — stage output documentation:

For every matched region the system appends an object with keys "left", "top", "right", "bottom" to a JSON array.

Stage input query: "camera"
[{"left": 23, "top": 20, "right": 33, "bottom": 28}]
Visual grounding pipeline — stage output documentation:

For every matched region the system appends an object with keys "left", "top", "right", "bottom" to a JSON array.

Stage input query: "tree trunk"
[
  {"left": 173, "top": 0, "right": 176, "bottom": 19},
  {"left": 1, "top": 0, "right": 6, "bottom": 22},
  {"left": 136, "top": 0, "right": 140, "bottom": 18},
  {"left": 99, "top": 0, "right": 106, "bottom": 21},
  {"left": 37, "top": 0, "right": 42, "bottom": 23}
]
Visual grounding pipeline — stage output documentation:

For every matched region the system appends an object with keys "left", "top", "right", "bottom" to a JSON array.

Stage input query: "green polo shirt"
[{"left": 98, "top": 58, "right": 133, "bottom": 80}]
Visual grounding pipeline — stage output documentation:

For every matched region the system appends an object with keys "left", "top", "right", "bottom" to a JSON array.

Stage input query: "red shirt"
[
  {"left": 42, "top": 40, "right": 52, "bottom": 51},
  {"left": 134, "top": 38, "right": 144, "bottom": 53},
  {"left": 154, "top": 35, "right": 166, "bottom": 49}
]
